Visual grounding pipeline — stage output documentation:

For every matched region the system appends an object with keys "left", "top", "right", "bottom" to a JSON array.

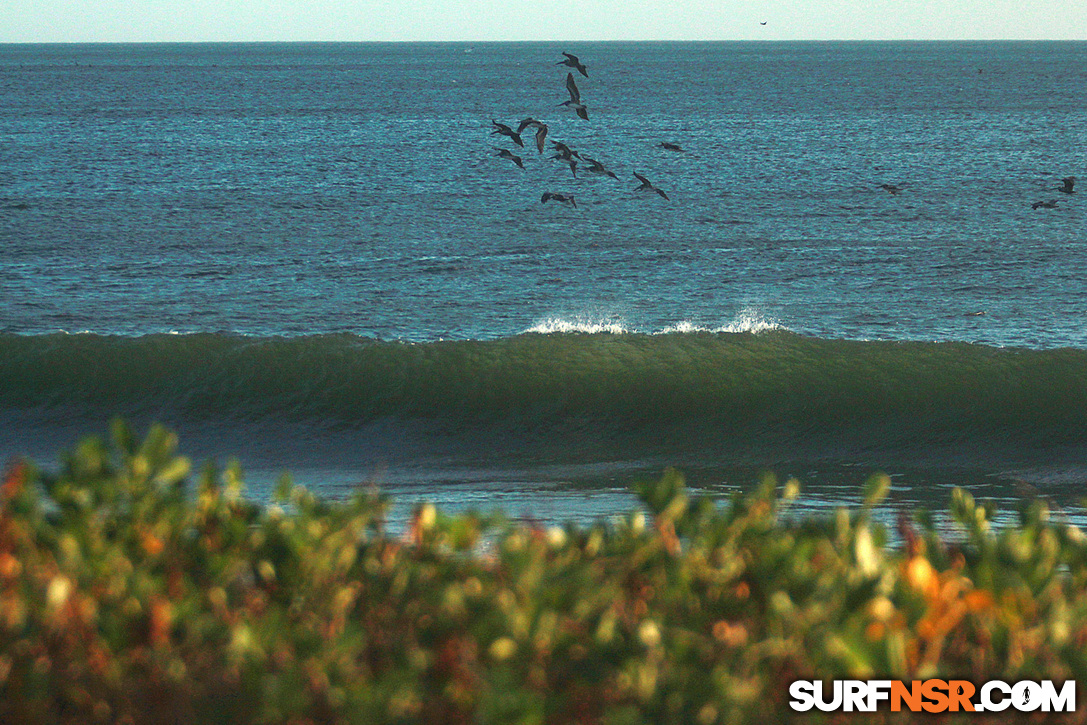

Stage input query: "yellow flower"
[{"left": 488, "top": 637, "right": 517, "bottom": 661}]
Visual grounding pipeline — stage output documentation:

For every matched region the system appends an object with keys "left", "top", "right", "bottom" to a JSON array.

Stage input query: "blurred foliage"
[{"left": 1, "top": 422, "right": 1085, "bottom": 723}]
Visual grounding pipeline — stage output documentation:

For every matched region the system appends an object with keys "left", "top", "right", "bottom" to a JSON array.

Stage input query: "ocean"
[{"left": 1, "top": 41, "right": 1086, "bottom": 526}]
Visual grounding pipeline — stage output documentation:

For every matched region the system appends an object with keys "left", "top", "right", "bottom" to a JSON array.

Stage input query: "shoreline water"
[{"left": 5, "top": 410, "right": 1085, "bottom": 538}]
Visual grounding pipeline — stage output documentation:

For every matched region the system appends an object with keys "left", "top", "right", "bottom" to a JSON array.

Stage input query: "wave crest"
[
  {"left": 524, "top": 317, "right": 629, "bottom": 335},
  {"left": 526, "top": 310, "right": 785, "bottom": 336}
]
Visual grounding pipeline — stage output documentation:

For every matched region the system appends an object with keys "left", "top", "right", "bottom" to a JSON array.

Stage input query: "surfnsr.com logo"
[{"left": 789, "top": 680, "right": 1076, "bottom": 713}]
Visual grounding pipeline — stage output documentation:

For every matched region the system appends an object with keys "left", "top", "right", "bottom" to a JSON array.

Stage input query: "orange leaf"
[{"left": 964, "top": 589, "right": 994, "bottom": 612}]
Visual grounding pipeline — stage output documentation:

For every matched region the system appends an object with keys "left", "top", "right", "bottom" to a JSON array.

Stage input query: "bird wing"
[
  {"left": 535, "top": 125, "right": 548, "bottom": 153},
  {"left": 575, "top": 105, "right": 588, "bottom": 121},
  {"left": 633, "top": 172, "right": 651, "bottom": 187},
  {"left": 563, "top": 52, "right": 579, "bottom": 62},
  {"left": 566, "top": 73, "right": 581, "bottom": 103}
]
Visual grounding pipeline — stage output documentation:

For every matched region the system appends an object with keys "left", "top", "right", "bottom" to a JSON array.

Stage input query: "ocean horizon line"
[{"left": 4, "top": 38, "right": 1087, "bottom": 48}]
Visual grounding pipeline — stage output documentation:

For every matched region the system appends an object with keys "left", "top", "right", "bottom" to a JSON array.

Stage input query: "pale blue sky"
[{"left": 3, "top": 0, "right": 1085, "bottom": 43}]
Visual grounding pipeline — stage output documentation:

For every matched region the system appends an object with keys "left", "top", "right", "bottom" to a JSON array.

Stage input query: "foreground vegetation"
[{"left": 1, "top": 423, "right": 1085, "bottom": 723}]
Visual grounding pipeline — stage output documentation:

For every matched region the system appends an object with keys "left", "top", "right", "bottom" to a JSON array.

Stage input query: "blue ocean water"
[{"left": 1, "top": 41, "right": 1086, "bottom": 521}]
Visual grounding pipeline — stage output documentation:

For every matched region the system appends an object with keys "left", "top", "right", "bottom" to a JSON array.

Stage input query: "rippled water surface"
[
  {"left": 2, "top": 42, "right": 1086, "bottom": 520},
  {"left": 2, "top": 41, "right": 1086, "bottom": 344}
]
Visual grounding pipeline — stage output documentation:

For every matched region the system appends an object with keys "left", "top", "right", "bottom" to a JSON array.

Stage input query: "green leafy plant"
[{"left": 1, "top": 422, "right": 1085, "bottom": 723}]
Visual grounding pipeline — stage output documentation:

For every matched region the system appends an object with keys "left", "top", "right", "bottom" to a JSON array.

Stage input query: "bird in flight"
[
  {"left": 541, "top": 192, "right": 577, "bottom": 208},
  {"left": 879, "top": 183, "right": 903, "bottom": 195},
  {"left": 559, "top": 73, "right": 589, "bottom": 121},
  {"left": 660, "top": 142, "right": 685, "bottom": 152},
  {"left": 491, "top": 120, "right": 524, "bottom": 147},
  {"left": 493, "top": 119, "right": 526, "bottom": 146},
  {"left": 557, "top": 52, "right": 588, "bottom": 77},
  {"left": 583, "top": 156, "right": 618, "bottom": 179},
  {"left": 1032, "top": 199, "right": 1059, "bottom": 209},
  {"left": 517, "top": 119, "right": 549, "bottom": 153},
  {"left": 495, "top": 148, "right": 524, "bottom": 169},
  {"left": 634, "top": 172, "right": 669, "bottom": 200},
  {"left": 550, "top": 141, "right": 579, "bottom": 160},
  {"left": 550, "top": 142, "right": 579, "bottom": 176},
  {"left": 1058, "top": 176, "right": 1076, "bottom": 194}
]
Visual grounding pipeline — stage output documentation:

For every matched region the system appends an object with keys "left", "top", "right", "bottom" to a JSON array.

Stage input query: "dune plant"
[{"left": 1, "top": 422, "right": 1085, "bottom": 723}]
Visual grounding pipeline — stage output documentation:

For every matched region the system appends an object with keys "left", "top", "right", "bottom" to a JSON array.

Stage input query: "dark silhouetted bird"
[
  {"left": 550, "top": 141, "right": 580, "bottom": 160},
  {"left": 1032, "top": 199, "right": 1058, "bottom": 209},
  {"left": 491, "top": 120, "right": 523, "bottom": 147},
  {"left": 541, "top": 192, "right": 577, "bottom": 208},
  {"left": 515, "top": 120, "right": 549, "bottom": 153},
  {"left": 495, "top": 148, "right": 524, "bottom": 169},
  {"left": 557, "top": 52, "right": 588, "bottom": 77},
  {"left": 583, "top": 156, "right": 618, "bottom": 179},
  {"left": 879, "top": 183, "right": 903, "bottom": 195},
  {"left": 559, "top": 73, "right": 589, "bottom": 121},
  {"left": 517, "top": 117, "right": 543, "bottom": 133},
  {"left": 660, "top": 142, "right": 685, "bottom": 152},
  {"left": 1058, "top": 176, "right": 1076, "bottom": 194},
  {"left": 634, "top": 172, "right": 669, "bottom": 200}
]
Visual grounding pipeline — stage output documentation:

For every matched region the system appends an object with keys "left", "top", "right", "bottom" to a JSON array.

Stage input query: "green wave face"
[{"left": 2, "top": 331, "right": 1086, "bottom": 454}]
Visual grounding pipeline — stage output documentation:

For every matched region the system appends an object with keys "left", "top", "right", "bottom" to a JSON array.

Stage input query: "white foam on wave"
[
  {"left": 712, "top": 309, "right": 786, "bottom": 334},
  {"left": 525, "top": 316, "right": 630, "bottom": 335},
  {"left": 525, "top": 310, "right": 786, "bottom": 337},
  {"left": 52, "top": 328, "right": 203, "bottom": 337},
  {"left": 526, "top": 309, "right": 786, "bottom": 336},
  {"left": 658, "top": 321, "right": 703, "bottom": 334},
  {"left": 657, "top": 310, "right": 786, "bottom": 335}
]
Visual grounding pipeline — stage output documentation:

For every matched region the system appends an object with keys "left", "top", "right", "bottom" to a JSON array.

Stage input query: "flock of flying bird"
[
  {"left": 490, "top": 51, "right": 675, "bottom": 209},
  {"left": 492, "top": 51, "right": 1078, "bottom": 213}
]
